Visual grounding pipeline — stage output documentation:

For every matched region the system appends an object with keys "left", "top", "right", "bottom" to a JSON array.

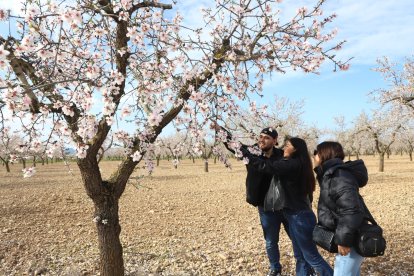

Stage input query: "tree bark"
[
  {"left": 78, "top": 155, "right": 126, "bottom": 276},
  {"left": 204, "top": 159, "right": 209, "bottom": 172},
  {"left": 409, "top": 152, "right": 412, "bottom": 161},
  {"left": 95, "top": 194, "right": 124, "bottom": 276},
  {"left": 379, "top": 152, "right": 385, "bottom": 172},
  {"left": 5, "top": 161, "right": 10, "bottom": 173}
]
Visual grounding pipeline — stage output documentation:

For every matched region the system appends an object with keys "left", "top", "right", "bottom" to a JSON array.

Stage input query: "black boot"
[{"left": 266, "top": 269, "right": 282, "bottom": 276}]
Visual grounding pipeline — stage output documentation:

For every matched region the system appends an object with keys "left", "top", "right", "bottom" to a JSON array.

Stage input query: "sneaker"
[{"left": 266, "top": 269, "right": 282, "bottom": 276}]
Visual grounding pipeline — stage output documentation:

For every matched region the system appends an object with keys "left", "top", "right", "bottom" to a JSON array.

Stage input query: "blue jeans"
[
  {"left": 258, "top": 207, "right": 288, "bottom": 271},
  {"left": 334, "top": 247, "right": 364, "bottom": 276},
  {"left": 283, "top": 209, "right": 333, "bottom": 276}
]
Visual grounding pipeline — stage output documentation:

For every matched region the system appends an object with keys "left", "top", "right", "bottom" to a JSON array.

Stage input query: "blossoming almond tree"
[
  {"left": 373, "top": 56, "right": 414, "bottom": 114},
  {"left": 0, "top": 0, "right": 347, "bottom": 274},
  {"left": 0, "top": 126, "right": 23, "bottom": 172},
  {"left": 355, "top": 110, "right": 407, "bottom": 172}
]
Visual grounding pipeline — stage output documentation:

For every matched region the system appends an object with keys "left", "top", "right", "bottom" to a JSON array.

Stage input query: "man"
[{"left": 215, "top": 124, "right": 314, "bottom": 276}]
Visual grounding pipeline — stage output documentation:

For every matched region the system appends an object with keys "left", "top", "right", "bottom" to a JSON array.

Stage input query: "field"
[{"left": 1, "top": 155, "right": 413, "bottom": 275}]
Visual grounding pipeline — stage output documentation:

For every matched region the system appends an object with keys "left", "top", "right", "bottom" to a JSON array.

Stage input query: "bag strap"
[{"left": 359, "top": 195, "right": 378, "bottom": 225}]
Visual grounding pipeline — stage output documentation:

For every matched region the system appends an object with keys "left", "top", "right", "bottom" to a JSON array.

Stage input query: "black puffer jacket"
[{"left": 314, "top": 158, "right": 368, "bottom": 247}]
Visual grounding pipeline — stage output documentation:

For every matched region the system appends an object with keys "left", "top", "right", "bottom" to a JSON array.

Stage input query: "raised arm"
[{"left": 241, "top": 147, "right": 301, "bottom": 176}]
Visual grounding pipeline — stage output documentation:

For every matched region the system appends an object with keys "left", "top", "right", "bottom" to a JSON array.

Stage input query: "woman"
[
  {"left": 313, "top": 141, "right": 368, "bottom": 276},
  {"left": 241, "top": 137, "right": 333, "bottom": 276}
]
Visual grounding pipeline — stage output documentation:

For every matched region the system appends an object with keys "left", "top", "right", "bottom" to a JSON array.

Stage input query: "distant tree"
[
  {"left": 157, "top": 134, "right": 188, "bottom": 169},
  {"left": 224, "top": 95, "right": 306, "bottom": 145},
  {"left": 0, "top": 127, "right": 22, "bottom": 172},
  {"left": 398, "top": 124, "right": 414, "bottom": 161},
  {"left": 355, "top": 110, "right": 406, "bottom": 172},
  {"left": 332, "top": 116, "right": 367, "bottom": 160},
  {"left": 372, "top": 56, "right": 414, "bottom": 114}
]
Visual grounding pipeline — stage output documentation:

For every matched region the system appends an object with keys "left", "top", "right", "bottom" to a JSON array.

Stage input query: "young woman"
[
  {"left": 241, "top": 137, "right": 333, "bottom": 276},
  {"left": 313, "top": 141, "right": 368, "bottom": 276}
]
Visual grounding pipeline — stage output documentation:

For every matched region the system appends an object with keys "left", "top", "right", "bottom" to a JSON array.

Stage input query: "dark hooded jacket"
[{"left": 314, "top": 158, "right": 368, "bottom": 247}]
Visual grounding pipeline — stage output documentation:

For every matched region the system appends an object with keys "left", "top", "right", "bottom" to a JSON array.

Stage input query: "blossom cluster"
[{"left": 0, "top": 0, "right": 346, "bottom": 177}]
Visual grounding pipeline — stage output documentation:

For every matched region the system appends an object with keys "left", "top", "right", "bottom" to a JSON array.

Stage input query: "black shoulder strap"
[{"left": 359, "top": 195, "right": 378, "bottom": 225}]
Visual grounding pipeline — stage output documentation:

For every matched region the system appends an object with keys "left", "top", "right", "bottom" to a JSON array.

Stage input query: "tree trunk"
[
  {"left": 214, "top": 157, "right": 217, "bottom": 164},
  {"left": 95, "top": 194, "right": 124, "bottom": 276},
  {"left": 156, "top": 157, "right": 160, "bottom": 167},
  {"left": 356, "top": 153, "right": 360, "bottom": 160},
  {"left": 5, "top": 161, "right": 10, "bottom": 173},
  {"left": 379, "top": 152, "right": 385, "bottom": 172},
  {"left": 192, "top": 157, "right": 195, "bottom": 163},
  {"left": 33, "top": 156, "right": 36, "bottom": 167},
  {"left": 204, "top": 159, "right": 209, "bottom": 172},
  {"left": 22, "top": 159, "right": 26, "bottom": 169},
  {"left": 409, "top": 151, "right": 413, "bottom": 161}
]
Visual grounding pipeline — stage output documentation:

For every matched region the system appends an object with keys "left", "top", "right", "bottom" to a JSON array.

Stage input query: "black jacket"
[
  {"left": 314, "top": 158, "right": 368, "bottom": 247},
  {"left": 219, "top": 127, "right": 283, "bottom": 206},
  {"left": 244, "top": 148, "right": 283, "bottom": 206},
  {"left": 242, "top": 150, "right": 312, "bottom": 211}
]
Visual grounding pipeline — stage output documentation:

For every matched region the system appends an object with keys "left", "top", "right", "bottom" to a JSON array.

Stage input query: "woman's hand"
[{"left": 338, "top": 245, "right": 351, "bottom": 256}]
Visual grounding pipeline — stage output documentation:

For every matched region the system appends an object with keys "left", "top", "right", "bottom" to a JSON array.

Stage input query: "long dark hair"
[{"left": 287, "top": 137, "right": 316, "bottom": 197}]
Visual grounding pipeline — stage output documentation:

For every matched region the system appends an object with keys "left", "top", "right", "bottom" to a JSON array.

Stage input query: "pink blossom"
[
  {"left": 22, "top": 167, "right": 37, "bottom": 178},
  {"left": 131, "top": 151, "right": 142, "bottom": 162},
  {"left": 76, "top": 144, "right": 89, "bottom": 159},
  {"left": 0, "top": 9, "right": 8, "bottom": 21},
  {"left": 148, "top": 111, "right": 163, "bottom": 126},
  {"left": 0, "top": 44, "right": 10, "bottom": 60},
  {"left": 339, "top": 64, "right": 350, "bottom": 71}
]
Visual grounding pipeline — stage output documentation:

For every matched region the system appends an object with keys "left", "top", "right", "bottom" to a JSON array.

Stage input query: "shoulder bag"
[
  {"left": 355, "top": 197, "right": 386, "bottom": 257},
  {"left": 312, "top": 224, "right": 338, "bottom": 253}
]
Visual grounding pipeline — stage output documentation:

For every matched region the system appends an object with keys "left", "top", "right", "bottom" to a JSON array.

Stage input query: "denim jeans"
[
  {"left": 283, "top": 209, "right": 334, "bottom": 276},
  {"left": 258, "top": 207, "right": 289, "bottom": 271},
  {"left": 334, "top": 247, "right": 364, "bottom": 276}
]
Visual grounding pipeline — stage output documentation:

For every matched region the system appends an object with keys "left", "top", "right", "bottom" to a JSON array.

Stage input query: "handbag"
[
  {"left": 312, "top": 224, "right": 338, "bottom": 253},
  {"left": 263, "top": 176, "right": 285, "bottom": 212},
  {"left": 355, "top": 197, "right": 386, "bottom": 257}
]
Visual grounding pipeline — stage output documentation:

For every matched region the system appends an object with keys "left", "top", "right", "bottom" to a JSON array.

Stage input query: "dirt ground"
[{"left": 1, "top": 155, "right": 413, "bottom": 275}]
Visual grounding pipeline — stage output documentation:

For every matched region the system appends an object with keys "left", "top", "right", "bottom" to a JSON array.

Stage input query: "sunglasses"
[{"left": 313, "top": 149, "right": 318, "bottom": 156}]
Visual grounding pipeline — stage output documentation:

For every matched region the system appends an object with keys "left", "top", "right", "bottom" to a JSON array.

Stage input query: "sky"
[
  {"left": 175, "top": 0, "right": 414, "bottom": 129},
  {"left": 1, "top": 0, "right": 413, "bottom": 131}
]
